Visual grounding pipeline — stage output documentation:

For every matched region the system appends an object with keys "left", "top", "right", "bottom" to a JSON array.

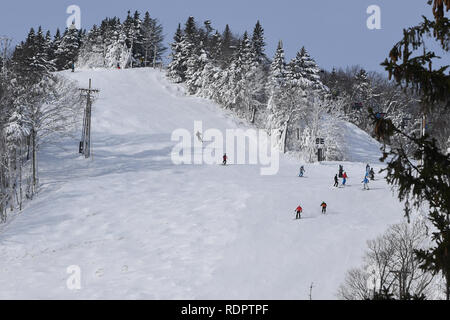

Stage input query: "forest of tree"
[
  {"left": 164, "top": 13, "right": 450, "bottom": 300},
  {"left": 3, "top": 9, "right": 167, "bottom": 76},
  {"left": 167, "top": 17, "right": 346, "bottom": 160},
  {"left": 165, "top": 17, "right": 450, "bottom": 160},
  {"left": 2, "top": 9, "right": 449, "bottom": 225},
  {"left": 0, "top": 33, "right": 82, "bottom": 223},
  {"left": 0, "top": 10, "right": 168, "bottom": 223},
  {"left": 0, "top": 1, "right": 448, "bottom": 300},
  {"left": 77, "top": 10, "right": 167, "bottom": 69}
]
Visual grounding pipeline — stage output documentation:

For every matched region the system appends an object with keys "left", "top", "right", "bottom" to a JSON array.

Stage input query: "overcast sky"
[{"left": 1, "top": 0, "right": 447, "bottom": 73}]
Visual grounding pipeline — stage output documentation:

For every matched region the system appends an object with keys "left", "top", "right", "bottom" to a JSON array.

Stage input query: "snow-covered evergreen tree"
[
  {"left": 105, "top": 27, "right": 131, "bottom": 69},
  {"left": 141, "top": 12, "right": 166, "bottom": 67},
  {"left": 185, "top": 46, "right": 209, "bottom": 95},
  {"left": 287, "top": 46, "right": 325, "bottom": 91},
  {"left": 230, "top": 32, "right": 258, "bottom": 114},
  {"left": 44, "top": 31, "right": 56, "bottom": 71},
  {"left": 208, "top": 31, "right": 223, "bottom": 62},
  {"left": 77, "top": 25, "right": 105, "bottom": 68},
  {"left": 211, "top": 31, "right": 258, "bottom": 117},
  {"left": 31, "top": 27, "right": 54, "bottom": 74},
  {"left": 352, "top": 69, "right": 373, "bottom": 106},
  {"left": 251, "top": 21, "right": 267, "bottom": 66},
  {"left": 167, "top": 24, "right": 185, "bottom": 83},
  {"left": 131, "top": 10, "right": 144, "bottom": 65},
  {"left": 167, "top": 17, "right": 199, "bottom": 84},
  {"left": 122, "top": 11, "right": 136, "bottom": 49},
  {"left": 55, "top": 24, "right": 81, "bottom": 70},
  {"left": 184, "top": 16, "right": 198, "bottom": 43},
  {"left": 221, "top": 24, "right": 235, "bottom": 66},
  {"left": 51, "top": 29, "right": 62, "bottom": 65},
  {"left": 197, "top": 61, "right": 224, "bottom": 102},
  {"left": 350, "top": 68, "right": 374, "bottom": 130},
  {"left": 266, "top": 40, "right": 290, "bottom": 149},
  {"left": 11, "top": 27, "right": 53, "bottom": 80}
]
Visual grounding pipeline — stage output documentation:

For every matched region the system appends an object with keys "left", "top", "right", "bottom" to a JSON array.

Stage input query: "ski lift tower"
[
  {"left": 316, "top": 138, "right": 325, "bottom": 162},
  {"left": 79, "top": 79, "right": 99, "bottom": 159}
]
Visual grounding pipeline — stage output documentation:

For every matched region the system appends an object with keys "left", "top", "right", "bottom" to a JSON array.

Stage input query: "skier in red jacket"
[
  {"left": 222, "top": 153, "right": 228, "bottom": 166},
  {"left": 321, "top": 202, "right": 327, "bottom": 214},
  {"left": 342, "top": 172, "right": 348, "bottom": 186},
  {"left": 295, "top": 205, "right": 303, "bottom": 219}
]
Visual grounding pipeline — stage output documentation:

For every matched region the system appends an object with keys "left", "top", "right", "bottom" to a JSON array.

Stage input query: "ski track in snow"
[{"left": 0, "top": 68, "right": 404, "bottom": 299}]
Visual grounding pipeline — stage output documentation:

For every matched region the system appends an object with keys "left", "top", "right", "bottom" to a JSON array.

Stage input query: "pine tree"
[
  {"left": 268, "top": 42, "right": 316, "bottom": 154},
  {"left": 195, "top": 60, "right": 222, "bottom": 100},
  {"left": 185, "top": 46, "right": 209, "bottom": 95},
  {"left": 99, "top": 17, "right": 124, "bottom": 68},
  {"left": 267, "top": 40, "right": 287, "bottom": 133},
  {"left": 167, "top": 24, "right": 186, "bottom": 83},
  {"left": 132, "top": 10, "right": 144, "bottom": 65},
  {"left": 184, "top": 16, "right": 198, "bottom": 43},
  {"left": 33, "top": 27, "right": 54, "bottom": 73},
  {"left": 51, "top": 29, "right": 61, "bottom": 64},
  {"left": 55, "top": 24, "right": 81, "bottom": 70},
  {"left": 167, "top": 16, "right": 200, "bottom": 82},
  {"left": 141, "top": 12, "right": 166, "bottom": 67},
  {"left": 221, "top": 24, "right": 235, "bottom": 65},
  {"left": 352, "top": 69, "right": 372, "bottom": 103},
  {"left": 287, "top": 46, "right": 325, "bottom": 91},
  {"left": 251, "top": 21, "right": 267, "bottom": 65},
  {"left": 202, "top": 20, "right": 213, "bottom": 46},
  {"left": 268, "top": 40, "right": 287, "bottom": 94},
  {"left": 104, "top": 25, "right": 131, "bottom": 69},
  {"left": 351, "top": 68, "right": 374, "bottom": 130},
  {"left": 141, "top": 11, "right": 155, "bottom": 66},
  {"left": 44, "top": 31, "right": 55, "bottom": 71},
  {"left": 329, "top": 67, "right": 340, "bottom": 98},
  {"left": 122, "top": 11, "right": 135, "bottom": 47},
  {"left": 219, "top": 32, "right": 256, "bottom": 115},
  {"left": 227, "top": 31, "right": 258, "bottom": 114},
  {"left": 76, "top": 24, "right": 105, "bottom": 68},
  {"left": 208, "top": 31, "right": 223, "bottom": 62},
  {"left": 168, "top": 17, "right": 200, "bottom": 82},
  {"left": 12, "top": 27, "right": 53, "bottom": 81},
  {"left": 120, "top": 11, "right": 139, "bottom": 67}
]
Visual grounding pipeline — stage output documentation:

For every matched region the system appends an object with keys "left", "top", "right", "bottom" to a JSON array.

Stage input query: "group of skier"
[
  {"left": 295, "top": 163, "right": 377, "bottom": 219},
  {"left": 334, "top": 165, "right": 349, "bottom": 188},
  {"left": 295, "top": 201, "right": 327, "bottom": 219},
  {"left": 334, "top": 164, "right": 375, "bottom": 189},
  {"left": 334, "top": 172, "right": 349, "bottom": 187},
  {"left": 208, "top": 132, "right": 377, "bottom": 219}
]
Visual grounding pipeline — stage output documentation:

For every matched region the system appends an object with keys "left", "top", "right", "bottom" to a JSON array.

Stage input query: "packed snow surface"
[{"left": 0, "top": 68, "right": 404, "bottom": 299}]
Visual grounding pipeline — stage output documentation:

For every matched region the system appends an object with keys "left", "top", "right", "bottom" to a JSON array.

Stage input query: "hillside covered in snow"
[{"left": 0, "top": 68, "right": 407, "bottom": 299}]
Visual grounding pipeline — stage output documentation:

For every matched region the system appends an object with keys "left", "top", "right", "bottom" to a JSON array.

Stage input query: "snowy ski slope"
[{"left": 0, "top": 68, "right": 405, "bottom": 299}]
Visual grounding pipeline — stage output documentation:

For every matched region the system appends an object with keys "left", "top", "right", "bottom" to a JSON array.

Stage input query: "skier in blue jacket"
[
  {"left": 299, "top": 166, "right": 305, "bottom": 177},
  {"left": 362, "top": 176, "right": 370, "bottom": 190}
]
